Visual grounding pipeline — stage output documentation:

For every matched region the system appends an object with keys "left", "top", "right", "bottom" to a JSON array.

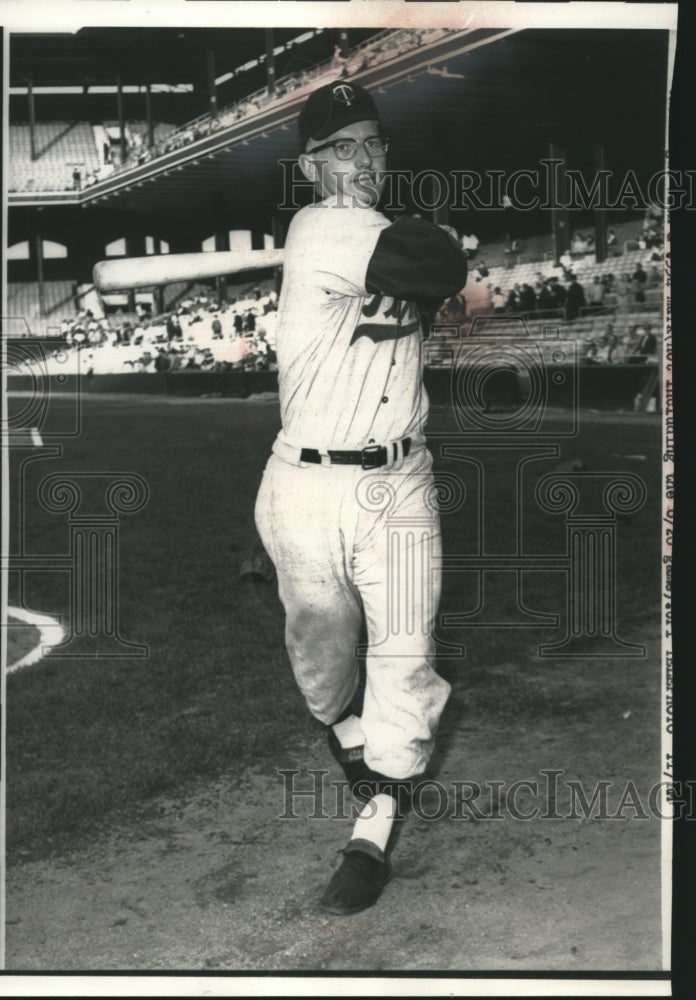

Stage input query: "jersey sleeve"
[{"left": 365, "top": 215, "right": 468, "bottom": 303}]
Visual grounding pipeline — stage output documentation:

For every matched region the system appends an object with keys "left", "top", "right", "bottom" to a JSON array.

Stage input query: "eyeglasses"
[{"left": 307, "top": 135, "right": 389, "bottom": 161}]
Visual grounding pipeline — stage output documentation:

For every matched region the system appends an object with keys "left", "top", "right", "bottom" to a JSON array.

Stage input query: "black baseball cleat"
[{"left": 319, "top": 846, "right": 392, "bottom": 916}]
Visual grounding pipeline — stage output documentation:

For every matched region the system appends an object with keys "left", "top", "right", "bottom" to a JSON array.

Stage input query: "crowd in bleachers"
[
  {"left": 445, "top": 204, "right": 665, "bottom": 333},
  {"left": 580, "top": 320, "right": 658, "bottom": 365},
  {"left": 38, "top": 283, "right": 279, "bottom": 377},
  {"left": 431, "top": 210, "right": 664, "bottom": 368},
  {"left": 458, "top": 258, "right": 663, "bottom": 322},
  {"left": 12, "top": 214, "right": 664, "bottom": 375}
]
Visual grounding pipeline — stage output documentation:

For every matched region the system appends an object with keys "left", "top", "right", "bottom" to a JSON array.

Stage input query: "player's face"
[{"left": 300, "top": 119, "right": 387, "bottom": 208}]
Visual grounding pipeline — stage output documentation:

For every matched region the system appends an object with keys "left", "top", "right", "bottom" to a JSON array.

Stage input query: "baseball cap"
[{"left": 298, "top": 81, "right": 381, "bottom": 148}]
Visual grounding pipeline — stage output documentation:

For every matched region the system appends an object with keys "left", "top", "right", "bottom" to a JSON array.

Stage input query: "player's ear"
[{"left": 298, "top": 153, "right": 317, "bottom": 183}]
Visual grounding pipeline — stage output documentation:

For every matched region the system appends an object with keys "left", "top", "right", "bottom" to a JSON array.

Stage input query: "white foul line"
[{"left": 5, "top": 606, "right": 64, "bottom": 672}]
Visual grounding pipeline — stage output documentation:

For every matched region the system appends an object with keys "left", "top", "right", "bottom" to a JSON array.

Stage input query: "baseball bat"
[{"left": 93, "top": 248, "right": 285, "bottom": 292}]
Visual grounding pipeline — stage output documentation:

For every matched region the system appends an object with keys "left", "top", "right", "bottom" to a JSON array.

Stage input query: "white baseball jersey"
[{"left": 273, "top": 196, "right": 464, "bottom": 455}]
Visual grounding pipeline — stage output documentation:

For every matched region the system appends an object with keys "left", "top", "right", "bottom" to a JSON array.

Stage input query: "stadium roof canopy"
[
  {"left": 9, "top": 26, "right": 670, "bottom": 235},
  {"left": 10, "top": 27, "right": 374, "bottom": 89}
]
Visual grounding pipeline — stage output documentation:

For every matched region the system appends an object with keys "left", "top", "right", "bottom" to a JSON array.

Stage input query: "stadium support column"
[
  {"left": 34, "top": 223, "right": 46, "bottom": 321},
  {"left": 272, "top": 216, "right": 285, "bottom": 296},
  {"left": 152, "top": 238, "right": 164, "bottom": 315},
  {"left": 145, "top": 83, "right": 154, "bottom": 149},
  {"left": 265, "top": 29, "right": 276, "bottom": 97},
  {"left": 27, "top": 77, "right": 37, "bottom": 161},
  {"left": 206, "top": 48, "right": 218, "bottom": 117},
  {"left": 548, "top": 142, "right": 569, "bottom": 263},
  {"left": 593, "top": 144, "right": 607, "bottom": 263},
  {"left": 116, "top": 75, "right": 127, "bottom": 164},
  {"left": 214, "top": 231, "right": 230, "bottom": 302},
  {"left": 431, "top": 172, "right": 450, "bottom": 228},
  {"left": 125, "top": 235, "right": 146, "bottom": 313}
]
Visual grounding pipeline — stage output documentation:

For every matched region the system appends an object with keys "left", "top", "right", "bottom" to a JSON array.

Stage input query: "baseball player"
[{"left": 255, "top": 81, "right": 467, "bottom": 915}]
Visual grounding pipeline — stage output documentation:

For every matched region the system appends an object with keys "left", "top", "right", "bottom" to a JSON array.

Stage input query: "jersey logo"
[
  {"left": 350, "top": 293, "right": 420, "bottom": 345},
  {"left": 332, "top": 83, "right": 355, "bottom": 106}
]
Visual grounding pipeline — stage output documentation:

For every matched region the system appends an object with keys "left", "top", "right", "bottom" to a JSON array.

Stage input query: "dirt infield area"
[{"left": 6, "top": 646, "right": 664, "bottom": 973}]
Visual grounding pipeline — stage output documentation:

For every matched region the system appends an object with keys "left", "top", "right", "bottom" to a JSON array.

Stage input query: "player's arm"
[{"left": 365, "top": 215, "right": 468, "bottom": 303}]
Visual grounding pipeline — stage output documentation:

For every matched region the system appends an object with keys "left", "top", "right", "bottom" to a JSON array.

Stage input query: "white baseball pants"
[{"left": 254, "top": 444, "right": 451, "bottom": 780}]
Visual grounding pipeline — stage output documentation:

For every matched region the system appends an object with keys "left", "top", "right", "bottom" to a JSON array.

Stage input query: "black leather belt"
[{"left": 300, "top": 437, "right": 412, "bottom": 470}]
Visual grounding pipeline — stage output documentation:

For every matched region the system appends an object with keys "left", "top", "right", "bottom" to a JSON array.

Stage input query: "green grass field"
[{"left": 6, "top": 393, "right": 662, "bottom": 859}]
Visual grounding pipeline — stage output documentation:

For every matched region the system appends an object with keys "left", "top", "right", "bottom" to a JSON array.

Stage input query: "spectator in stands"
[
  {"left": 444, "top": 291, "right": 467, "bottom": 325},
  {"left": 586, "top": 275, "right": 606, "bottom": 313},
  {"left": 242, "top": 338, "right": 260, "bottom": 371},
  {"left": 460, "top": 233, "right": 479, "bottom": 258},
  {"left": 633, "top": 262, "right": 647, "bottom": 284},
  {"left": 72, "top": 167, "right": 82, "bottom": 191},
  {"left": 154, "top": 347, "right": 172, "bottom": 392},
  {"left": 630, "top": 271, "right": 645, "bottom": 304},
  {"left": 614, "top": 273, "right": 633, "bottom": 313},
  {"left": 255, "top": 330, "right": 271, "bottom": 364},
  {"left": 611, "top": 328, "right": 638, "bottom": 365},
  {"left": 132, "top": 318, "right": 147, "bottom": 344},
  {"left": 595, "top": 324, "right": 619, "bottom": 364},
  {"left": 228, "top": 330, "right": 249, "bottom": 369},
  {"left": 602, "top": 272, "right": 616, "bottom": 294},
  {"left": 559, "top": 248, "right": 573, "bottom": 272},
  {"left": 263, "top": 292, "right": 278, "bottom": 314},
  {"left": 646, "top": 264, "right": 662, "bottom": 288},
  {"left": 333, "top": 45, "right": 349, "bottom": 76},
  {"left": 564, "top": 275, "right": 586, "bottom": 322},
  {"left": 537, "top": 281, "right": 554, "bottom": 313},
  {"left": 644, "top": 201, "right": 663, "bottom": 231},
  {"left": 234, "top": 312, "right": 244, "bottom": 334},
  {"left": 474, "top": 261, "right": 489, "bottom": 282},
  {"left": 166, "top": 312, "right": 182, "bottom": 342},
  {"left": 491, "top": 287, "right": 506, "bottom": 313},
  {"left": 639, "top": 226, "right": 660, "bottom": 250},
  {"left": 519, "top": 284, "right": 536, "bottom": 313},
  {"left": 627, "top": 324, "right": 658, "bottom": 364},
  {"left": 88, "top": 321, "right": 104, "bottom": 346},
  {"left": 506, "top": 284, "right": 522, "bottom": 312},
  {"left": 607, "top": 229, "right": 618, "bottom": 248},
  {"left": 581, "top": 339, "right": 600, "bottom": 364},
  {"left": 550, "top": 276, "right": 566, "bottom": 309}
]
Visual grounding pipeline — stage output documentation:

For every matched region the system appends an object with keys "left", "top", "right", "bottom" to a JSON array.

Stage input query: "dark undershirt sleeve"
[{"left": 365, "top": 215, "right": 468, "bottom": 306}]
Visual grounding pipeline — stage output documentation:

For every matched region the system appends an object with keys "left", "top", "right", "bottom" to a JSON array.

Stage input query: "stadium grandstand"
[{"left": 7, "top": 24, "right": 668, "bottom": 409}]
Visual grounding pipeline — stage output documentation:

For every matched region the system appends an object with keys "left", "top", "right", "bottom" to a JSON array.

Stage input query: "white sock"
[
  {"left": 331, "top": 714, "right": 364, "bottom": 749},
  {"left": 349, "top": 793, "right": 396, "bottom": 854}
]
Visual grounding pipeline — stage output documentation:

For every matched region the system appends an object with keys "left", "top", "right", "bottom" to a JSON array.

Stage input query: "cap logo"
[{"left": 332, "top": 83, "right": 355, "bottom": 106}]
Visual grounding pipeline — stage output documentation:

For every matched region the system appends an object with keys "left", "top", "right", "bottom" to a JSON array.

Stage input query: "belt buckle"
[{"left": 361, "top": 444, "right": 384, "bottom": 470}]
